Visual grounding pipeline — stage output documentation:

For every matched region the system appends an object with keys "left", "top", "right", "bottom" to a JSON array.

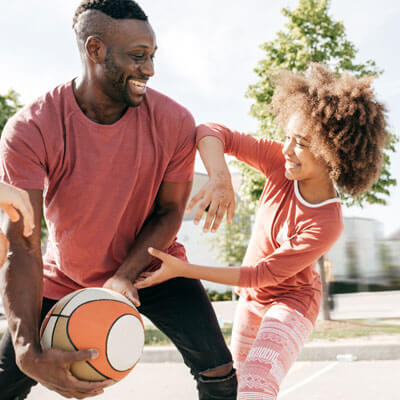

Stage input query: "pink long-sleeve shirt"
[{"left": 197, "top": 123, "right": 344, "bottom": 322}]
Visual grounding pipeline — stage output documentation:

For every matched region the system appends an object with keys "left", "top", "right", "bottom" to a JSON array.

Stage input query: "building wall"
[{"left": 327, "top": 217, "right": 384, "bottom": 282}]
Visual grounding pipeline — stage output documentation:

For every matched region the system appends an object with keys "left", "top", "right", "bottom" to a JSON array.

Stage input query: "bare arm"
[
  {"left": 1, "top": 189, "right": 111, "bottom": 398},
  {"left": 104, "top": 180, "right": 192, "bottom": 305},
  {"left": 1, "top": 190, "right": 44, "bottom": 360},
  {"left": 134, "top": 247, "right": 241, "bottom": 289},
  {"left": 187, "top": 136, "right": 236, "bottom": 232}
]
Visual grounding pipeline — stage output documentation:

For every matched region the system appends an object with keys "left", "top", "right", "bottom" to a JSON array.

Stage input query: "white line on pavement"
[{"left": 279, "top": 362, "right": 338, "bottom": 398}]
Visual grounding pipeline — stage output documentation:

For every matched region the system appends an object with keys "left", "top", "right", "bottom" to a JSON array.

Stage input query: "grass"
[
  {"left": 144, "top": 319, "right": 400, "bottom": 346},
  {"left": 144, "top": 324, "right": 233, "bottom": 346},
  {"left": 1, "top": 319, "right": 399, "bottom": 345},
  {"left": 309, "top": 319, "right": 400, "bottom": 341}
]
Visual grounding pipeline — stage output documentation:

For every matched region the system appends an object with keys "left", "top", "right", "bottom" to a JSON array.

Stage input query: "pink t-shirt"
[
  {"left": 197, "top": 124, "right": 344, "bottom": 322},
  {"left": 0, "top": 81, "right": 196, "bottom": 300}
]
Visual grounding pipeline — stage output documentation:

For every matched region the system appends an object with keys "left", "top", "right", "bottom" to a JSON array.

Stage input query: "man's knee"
[
  {"left": 201, "top": 362, "right": 233, "bottom": 378},
  {"left": 197, "top": 362, "right": 237, "bottom": 400}
]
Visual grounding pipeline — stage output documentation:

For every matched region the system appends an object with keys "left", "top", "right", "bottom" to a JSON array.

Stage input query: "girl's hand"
[
  {"left": 0, "top": 182, "right": 34, "bottom": 237},
  {"left": 134, "top": 248, "right": 189, "bottom": 289},
  {"left": 186, "top": 176, "right": 235, "bottom": 233}
]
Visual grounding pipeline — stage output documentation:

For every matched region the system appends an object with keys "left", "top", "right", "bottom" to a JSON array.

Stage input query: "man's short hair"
[{"left": 73, "top": 0, "right": 148, "bottom": 30}]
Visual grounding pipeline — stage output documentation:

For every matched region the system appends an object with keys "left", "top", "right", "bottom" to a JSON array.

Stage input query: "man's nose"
[{"left": 140, "top": 57, "right": 154, "bottom": 77}]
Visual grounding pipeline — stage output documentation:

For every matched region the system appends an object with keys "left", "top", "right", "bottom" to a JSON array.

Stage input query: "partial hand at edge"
[{"left": 0, "top": 182, "right": 34, "bottom": 237}]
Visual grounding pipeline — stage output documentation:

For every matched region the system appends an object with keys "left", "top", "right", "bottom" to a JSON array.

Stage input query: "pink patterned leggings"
[{"left": 231, "top": 298, "right": 314, "bottom": 400}]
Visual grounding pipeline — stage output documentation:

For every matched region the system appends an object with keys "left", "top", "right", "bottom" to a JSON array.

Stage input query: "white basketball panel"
[
  {"left": 106, "top": 315, "right": 144, "bottom": 371},
  {"left": 40, "top": 316, "right": 58, "bottom": 349}
]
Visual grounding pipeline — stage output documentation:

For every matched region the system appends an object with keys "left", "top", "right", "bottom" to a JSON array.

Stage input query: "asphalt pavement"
[{"left": 28, "top": 360, "right": 400, "bottom": 400}]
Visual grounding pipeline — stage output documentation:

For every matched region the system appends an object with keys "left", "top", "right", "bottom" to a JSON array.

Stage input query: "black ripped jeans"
[{"left": 0, "top": 278, "right": 237, "bottom": 399}]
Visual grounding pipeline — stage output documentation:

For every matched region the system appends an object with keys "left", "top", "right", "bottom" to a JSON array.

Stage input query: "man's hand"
[
  {"left": 186, "top": 176, "right": 235, "bottom": 233},
  {"left": 134, "top": 247, "right": 188, "bottom": 289},
  {"left": 103, "top": 274, "right": 141, "bottom": 307},
  {"left": 18, "top": 347, "right": 113, "bottom": 399}
]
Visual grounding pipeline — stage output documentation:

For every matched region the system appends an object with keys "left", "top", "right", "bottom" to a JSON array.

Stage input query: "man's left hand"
[{"left": 103, "top": 275, "right": 141, "bottom": 307}]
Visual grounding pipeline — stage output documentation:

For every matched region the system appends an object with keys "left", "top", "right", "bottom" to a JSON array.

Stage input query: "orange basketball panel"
[{"left": 68, "top": 300, "right": 143, "bottom": 381}]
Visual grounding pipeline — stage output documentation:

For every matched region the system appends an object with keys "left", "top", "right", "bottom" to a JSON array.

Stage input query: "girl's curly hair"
[{"left": 269, "top": 63, "right": 388, "bottom": 196}]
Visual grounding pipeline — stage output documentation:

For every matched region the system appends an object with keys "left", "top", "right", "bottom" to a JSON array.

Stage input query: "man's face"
[{"left": 101, "top": 19, "right": 157, "bottom": 107}]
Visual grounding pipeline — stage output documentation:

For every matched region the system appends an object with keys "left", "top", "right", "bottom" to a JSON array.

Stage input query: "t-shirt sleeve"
[
  {"left": 239, "top": 217, "right": 344, "bottom": 288},
  {"left": 163, "top": 113, "right": 196, "bottom": 182},
  {"left": 0, "top": 115, "right": 47, "bottom": 190},
  {"left": 196, "top": 123, "right": 283, "bottom": 177}
]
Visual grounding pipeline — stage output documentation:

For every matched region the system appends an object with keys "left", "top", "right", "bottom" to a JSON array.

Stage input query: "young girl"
[
  {"left": 0, "top": 181, "right": 34, "bottom": 265},
  {"left": 135, "top": 64, "right": 388, "bottom": 399}
]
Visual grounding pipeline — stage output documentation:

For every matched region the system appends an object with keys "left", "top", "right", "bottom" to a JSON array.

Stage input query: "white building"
[{"left": 326, "top": 217, "right": 385, "bottom": 284}]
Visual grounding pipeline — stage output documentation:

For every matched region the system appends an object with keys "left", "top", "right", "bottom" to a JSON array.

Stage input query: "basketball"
[{"left": 40, "top": 287, "right": 145, "bottom": 382}]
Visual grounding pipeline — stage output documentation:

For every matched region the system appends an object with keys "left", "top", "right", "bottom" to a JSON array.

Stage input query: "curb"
[
  {"left": 2, "top": 319, "right": 399, "bottom": 362},
  {"left": 140, "top": 343, "right": 400, "bottom": 363},
  {"left": 297, "top": 342, "right": 400, "bottom": 361}
]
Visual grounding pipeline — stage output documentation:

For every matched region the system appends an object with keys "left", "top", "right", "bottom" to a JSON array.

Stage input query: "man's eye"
[{"left": 130, "top": 53, "right": 145, "bottom": 59}]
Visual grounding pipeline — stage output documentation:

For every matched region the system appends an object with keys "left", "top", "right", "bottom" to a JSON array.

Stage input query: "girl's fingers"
[
  {"left": 186, "top": 190, "right": 205, "bottom": 214},
  {"left": 227, "top": 201, "right": 236, "bottom": 225},
  {"left": 1, "top": 204, "right": 20, "bottom": 223},
  {"left": 148, "top": 247, "right": 168, "bottom": 261}
]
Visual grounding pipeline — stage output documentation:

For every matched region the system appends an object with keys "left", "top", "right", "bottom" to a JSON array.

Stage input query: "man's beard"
[{"left": 104, "top": 52, "right": 139, "bottom": 107}]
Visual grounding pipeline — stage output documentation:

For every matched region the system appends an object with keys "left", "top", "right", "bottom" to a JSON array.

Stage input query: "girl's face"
[{"left": 282, "top": 113, "right": 328, "bottom": 183}]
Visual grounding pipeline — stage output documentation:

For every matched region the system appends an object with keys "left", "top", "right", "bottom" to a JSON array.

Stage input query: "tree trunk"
[{"left": 318, "top": 255, "right": 331, "bottom": 321}]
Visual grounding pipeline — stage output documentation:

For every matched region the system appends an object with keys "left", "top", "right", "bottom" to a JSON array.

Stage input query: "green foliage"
[
  {"left": 0, "top": 90, "right": 22, "bottom": 134},
  {"left": 206, "top": 289, "right": 233, "bottom": 302},
  {"left": 213, "top": 0, "right": 398, "bottom": 266}
]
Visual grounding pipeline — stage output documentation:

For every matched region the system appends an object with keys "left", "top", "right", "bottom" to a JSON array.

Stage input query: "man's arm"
[
  {"left": 1, "top": 190, "right": 44, "bottom": 361},
  {"left": 1, "top": 189, "right": 111, "bottom": 398},
  {"left": 104, "top": 180, "right": 192, "bottom": 305}
]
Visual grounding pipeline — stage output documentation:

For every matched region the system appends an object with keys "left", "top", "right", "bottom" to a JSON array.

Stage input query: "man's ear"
[{"left": 85, "top": 36, "right": 106, "bottom": 64}]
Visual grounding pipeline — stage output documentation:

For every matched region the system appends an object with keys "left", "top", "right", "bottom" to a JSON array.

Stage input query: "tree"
[
  {"left": 0, "top": 90, "right": 22, "bottom": 134},
  {"left": 213, "top": 0, "right": 398, "bottom": 319}
]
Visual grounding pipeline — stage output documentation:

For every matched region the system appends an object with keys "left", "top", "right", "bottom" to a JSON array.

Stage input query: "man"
[{"left": 0, "top": 1, "right": 237, "bottom": 398}]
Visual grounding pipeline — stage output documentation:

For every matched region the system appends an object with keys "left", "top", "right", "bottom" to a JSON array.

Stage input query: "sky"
[{"left": 0, "top": 0, "right": 399, "bottom": 236}]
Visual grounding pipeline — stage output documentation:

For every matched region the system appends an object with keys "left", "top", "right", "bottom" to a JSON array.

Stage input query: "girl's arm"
[
  {"left": 134, "top": 247, "right": 241, "bottom": 288},
  {"left": 188, "top": 124, "right": 282, "bottom": 232},
  {"left": 187, "top": 136, "right": 236, "bottom": 232}
]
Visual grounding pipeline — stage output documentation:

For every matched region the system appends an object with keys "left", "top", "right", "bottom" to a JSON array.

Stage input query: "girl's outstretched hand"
[{"left": 134, "top": 247, "right": 189, "bottom": 289}]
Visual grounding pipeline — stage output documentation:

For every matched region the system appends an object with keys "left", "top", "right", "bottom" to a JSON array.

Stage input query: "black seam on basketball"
[
  {"left": 85, "top": 360, "right": 112, "bottom": 380},
  {"left": 58, "top": 289, "right": 86, "bottom": 315},
  {"left": 105, "top": 313, "right": 138, "bottom": 372}
]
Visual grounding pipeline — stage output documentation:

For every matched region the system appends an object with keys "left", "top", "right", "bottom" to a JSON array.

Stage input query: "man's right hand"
[{"left": 17, "top": 347, "right": 113, "bottom": 399}]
